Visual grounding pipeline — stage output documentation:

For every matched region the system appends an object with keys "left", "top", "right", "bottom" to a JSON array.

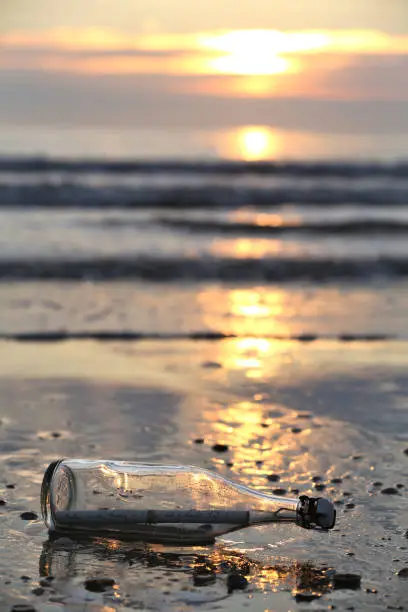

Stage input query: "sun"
[{"left": 199, "top": 30, "right": 292, "bottom": 76}]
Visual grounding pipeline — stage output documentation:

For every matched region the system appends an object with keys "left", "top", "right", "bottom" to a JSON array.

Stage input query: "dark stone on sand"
[
  {"left": 194, "top": 438, "right": 204, "bottom": 444},
  {"left": 261, "top": 423, "right": 269, "bottom": 428},
  {"left": 51, "top": 432, "right": 61, "bottom": 438},
  {"left": 255, "top": 460, "right": 263, "bottom": 467},
  {"left": 296, "top": 413, "right": 312, "bottom": 419},
  {"left": 405, "top": 530, "right": 408, "bottom": 539},
  {"left": 346, "top": 503, "right": 356, "bottom": 509},
  {"left": 291, "top": 427, "right": 302, "bottom": 434},
  {"left": 201, "top": 361, "right": 222, "bottom": 369},
  {"left": 20, "top": 576, "right": 31, "bottom": 582},
  {"left": 343, "top": 491, "right": 352, "bottom": 496},
  {"left": 193, "top": 568, "right": 216, "bottom": 586},
  {"left": 403, "top": 448, "right": 408, "bottom": 455},
  {"left": 84, "top": 577, "right": 116, "bottom": 592},
  {"left": 227, "top": 571, "right": 248, "bottom": 593},
  {"left": 10, "top": 606, "right": 37, "bottom": 612},
  {"left": 272, "top": 488, "right": 287, "bottom": 495},
  {"left": 331, "top": 477, "right": 343, "bottom": 484},
  {"left": 295, "top": 592, "right": 321, "bottom": 602},
  {"left": 396, "top": 483, "right": 404, "bottom": 489},
  {"left": 6, "top": 484, "right": 15, "bottom": 489},
  {"left": 366, "top": 587, "right": 378, "bottom": 593},
  {"left": 381, "top": 487, "right": 399, "bottom": 495},
  {"left": 314, "top": 483, "right": 326, "bottom": 491},
  {"left": 334, "top": 500, "right": 344, "bottom": 505},
  {"left": 225, "top": 461, "right": 234, "bottom": 467},
  {"left": 352, "top": 455, "right": 362, "bottom": 461},
  {"left": 20, "top": 512, "right": 38, "bottom": 520},
  {"left": 373, "top": 481, "right": 382, "bottom": 487},
  {"left": 266, "top": 474, "right": 280, "bottom": 482},
  {"left": 31, "top": 587, "right": 45, "bottom": 596},
  {"left": 211, "top": 444, "right": 229, "bottom": 453},
  {"left": 333, "top": 573, "right": 361, "bottom": 589},
  {"left": 0, "top": 499, "right": 6, "bottom": 506},
  {"left": 312, "top": 476, "right": 322, "bottom": 482},
  {"left": 397, "top": 567, "right": 408, "bottom": 578},
  {"left": 290, "top": 488, "right": 300, "bottom": 494},
  {"left": 39, "top": 577, "right": 54, "bottom": 587}
]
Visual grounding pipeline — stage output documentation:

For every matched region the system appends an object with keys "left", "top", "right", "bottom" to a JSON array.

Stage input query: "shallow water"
[{"left": 1, "top": 338, "right": 408, "bottom": 611}]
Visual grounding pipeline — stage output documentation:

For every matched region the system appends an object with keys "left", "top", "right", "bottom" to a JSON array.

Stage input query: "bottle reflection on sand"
[{"left": 39, "top": 536, "right": 334, "bottom": 599}]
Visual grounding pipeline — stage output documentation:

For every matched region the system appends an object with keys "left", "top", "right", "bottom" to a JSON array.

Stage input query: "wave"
[
  {"left": 1, "top": 183, "right": 407, "bottom": 208},
  {"left": 2, "top": 256, "right": 408, "bottom": 282},
  {"left": 5, "top": 331, "right": 394, "bottom": 342},
  {"left": 1, "top": 156, "right": 408, "bottom": 177},
  {"left": 156, "top": 218, "right": 408, "bottom": 235}
]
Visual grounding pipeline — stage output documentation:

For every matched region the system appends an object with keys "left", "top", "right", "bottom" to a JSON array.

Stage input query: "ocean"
[{"left": 1, "top": 151, "right": 408, "bottom": 610}]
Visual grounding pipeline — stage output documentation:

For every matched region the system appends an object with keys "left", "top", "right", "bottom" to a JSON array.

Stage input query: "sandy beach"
[{"left": 1, "top": 331, "right": 408, "bottom": 611}]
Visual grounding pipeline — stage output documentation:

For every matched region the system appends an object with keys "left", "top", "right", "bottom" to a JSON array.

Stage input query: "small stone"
[
  {"left": 20, "top": 512, "right": 38, "bottom": 520},
  {"left": 227, "top": 571, "right": 248, "bottom": 593},
  {"left": 405, "top": 530, "right": 408, "bottom": 539},
  {"left": 211, "top": 444, "right": 229, "bottom": 453},
  {"left": 225, "top": 461, "right": 234, "bottom": 467},
  {"left": 381, "top": 487, "right": 399, "bottom": 495},
  {"left": 84, "top": 577, "right": 116, "bottom": 592},
  {"left": 272, "top": 488, "right": 287, "bottom": 495},
  {"left": 194, "top": 438, "right": 204, "bottom": 444},
  {"left": 373, "top": 481, "right": 383, "bottom": 487},
  {"left": 266, "top": 474, "right": 280, "bottom": 482},
  {"left": 345, "top": 551, "right": 355, "bottom": 557},
  {"left": 312, "top": 476, "right": 322, "bottom": 482},
  {"left": 193, "top": 568, "right": 216, "bottom": 586},
  {"left": 261, "top": 423, "right": 269, "bottom": 428},
  {"left": 6, "top": 484, "right": 15, "bottom": 489},
  {"left": 314, "top": 483, "right": 326, "bottom": 491},
  {"left": 333, "top": 573, "right": 361, "bottom": 589},
  {"left": 290, "top": 488, "right": 299, "bottom": 494},
  {"left": 201, "top": 361, "right": 222, "bottom": 369},
  {"left": 397, "top": 568, "right": 408, "bottom": 578},
  {"left": 396, "top": 484, "right": 404, "bottom": 489},
  {"left": 346, "top": 503, "right": 356, "bottom": 509},
  {"left": 296, "top": 413, "right": 312, "bottom": 419},
  {"left": 0, "top": 499, "right": 6, "bottom": 506},
  {"left": 20, "top": 576, "right": 31, "bottom": 582},
  {"left": 291, "top": 427, "right": 302, "bottom": 434},
  {"left": 366, "top": 587, "right": 378, "bottom": 593},
  {"left": 10, "top": 606, "right": 37, "bottom": 612},
  {"left": 255, "top": 460, "right": 263, "bottom": 467},
  {"left": 403, "top": 448, "right": 408, "bottom": 455},
  {"left": 51, "top": 432, "right": 61, "bottom": 438},
  {"left": 32, "top": 587, "right": 45, "bottom": 596},
  {"left": 39, "top": 576, "right": 55, "bottom": 587},
  {"left": 352, "top": 455, "right": 362, "bottom": 461},
  {"left": 331, "top": 478, "right": 343, "bottom": 484},
  {"left": 295, "top": 593, "right": 321, "bottom": 602}
]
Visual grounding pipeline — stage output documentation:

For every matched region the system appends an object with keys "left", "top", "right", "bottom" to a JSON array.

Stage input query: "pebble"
[
  {"left": 333, "top": 573, "right": 361, "bottom": 589},
  {"left": 10, "top": 606, "right": 37, "bottom": 612},
  {"left": 396, "top": 484, "right": 404, "bottom": 489},
  {"left": 193, "top": 569, "right": 216, "bottom": 586},
  {"left": 266, "top": 474, "right": 280, "bottom": 482},
  {"left": 20, "top": 576, "right": 31, "bottom": 582},
  {"left": 211, "top": 444, "right": 229, "bottom": 453},
  {"left": 291, "top": 427, "right": 302, "bottom": 434},
  {"left": 397, "top": 568, "right": 408, "bottom": 578},
  {"left": 51, "top": 432, "right": 61, "bottom": 438},
  {"left": 6, "top": 484, "right": 15, "bottom": 489},
  {"left": 295, "top": 593, "right": 321, "bottom": 602},
  {"left": 226, "top": 572, "right": 248, "bottom": 593},
  {"left": 373, "top": 481, "right": 383, "bottom": 487},
  {"left": 20, "top": 512, "right": 38, "bottom": 520},
  {"left": 331, "top": 478, "right": 343, "bottom": 484},
  {"left": 39, "top": 577, "right": 55, "bottom": 587},
  {"left": 346, "top": 503, "right": 356, "bottom": 509},
  {"left": 272, "top": 488, "right": 287, "bottom": 495},
  {"left": 225, "top": 461, "right": 234, "bottom": 468},
  {"left": 403, "top": 448, "right": 408, "bottom": 455},
  {"left": 84, "top": 577, "right": 116, "bottom": 592},
  {"left": 194, "top": 438, "right": 204, "bottom": 444},
  {"left": 201, "top": 361, "right": 222, "bottom": 369},
  {"left": 31, "top": 587, "right": 45, "bottom": 596},
  {"left": 381, "top": 487, "right": 399, "bottom": 495},
  {"left": 312, "top": 476, "right": 322, "bottom": 482},
  {"left": 0, "top": 499, "right": 6, "bottom": 506},
  {"left": 314, "top": 483, "right": 326, "bottom": 491}
]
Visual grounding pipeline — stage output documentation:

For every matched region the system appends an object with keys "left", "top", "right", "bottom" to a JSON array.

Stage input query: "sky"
[{"left": 1, "top": 0, "right": 408, "bottom": 159}]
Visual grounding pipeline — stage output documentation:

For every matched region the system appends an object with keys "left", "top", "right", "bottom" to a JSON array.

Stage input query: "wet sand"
[{"left": 1, "top": 338, "right": 408, "bottom": 611}]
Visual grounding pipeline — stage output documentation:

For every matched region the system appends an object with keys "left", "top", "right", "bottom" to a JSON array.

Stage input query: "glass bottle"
[{"left": 41, "top": 459, "right": 336, "bottom": 544}]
